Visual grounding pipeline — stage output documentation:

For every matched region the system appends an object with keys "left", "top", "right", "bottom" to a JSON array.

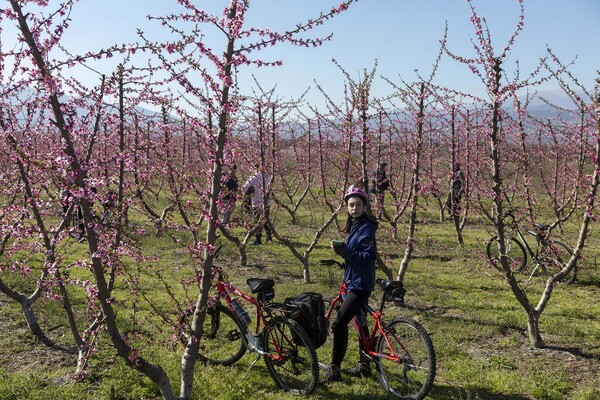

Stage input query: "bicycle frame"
[
  {"left": 198, "top": 265, "right": 320, "bottom": 395},
  {"left": 500, "top": 209, "right": 563, "bottom": 280},
  {"left": 326, "top": 281, "right": 403, "bottom": 364},
  {"left": 210, "top": 268, "right": 292, "bottom": 362},
  {"left": 317, "top": 259, "right": 436, "bottom": 399},
  {"left": 514, "top": 228, "right": 539, "bottom": 261},
  {"left": 510, "top": 222, "right": 552, "bottom": 275}
]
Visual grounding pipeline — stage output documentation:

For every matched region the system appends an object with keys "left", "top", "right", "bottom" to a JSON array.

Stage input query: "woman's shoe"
[
  {"left": 320, "top": 364, "right": 341, "bottom": 383},
  {"left": 346, "top": 361, "right": 372, "bottom": 378}
]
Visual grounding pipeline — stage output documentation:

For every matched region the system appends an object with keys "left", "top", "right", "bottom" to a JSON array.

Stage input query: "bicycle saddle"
[
  {"left": 247, "top": 278, "right": 275, "bottom": 294},
  {"left": 375, "top": 278, "right": 403, "bottom": 291},
  {"left": 533, "top": 223, "right": 549, "bottom": 230}
]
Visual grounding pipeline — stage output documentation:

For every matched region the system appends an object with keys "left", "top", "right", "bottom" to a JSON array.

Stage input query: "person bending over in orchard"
[{"left": 324, "top": 185, "right": 378, "bottom": 383}]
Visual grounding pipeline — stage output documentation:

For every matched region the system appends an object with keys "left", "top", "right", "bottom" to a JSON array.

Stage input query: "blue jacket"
[{"left": 337, "top": 216, "right": 377, "bottom": 292}]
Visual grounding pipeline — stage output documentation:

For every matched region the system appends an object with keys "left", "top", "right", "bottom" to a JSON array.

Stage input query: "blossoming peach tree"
[
  {"left": 444, "top": 0, "right": 599, "bottom": 348},
  {"left": 1, "top": 0, "right": 354, "bottom": 399}
]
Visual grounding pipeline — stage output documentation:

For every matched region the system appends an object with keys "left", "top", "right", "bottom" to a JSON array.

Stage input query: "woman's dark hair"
[{"left": 339, "top": 213, "right": 378, "bottom": 234}]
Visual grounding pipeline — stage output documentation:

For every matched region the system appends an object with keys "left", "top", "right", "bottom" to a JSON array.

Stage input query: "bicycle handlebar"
[
  {"left": 313, "top": 260, "right": 407, "bottom": 298},
  {"left": 214, "top": 245, "right": 223, "bottom": 258},
  {"left": 501, "top": 208, "right": 515, "bottom": 221},
  {"left": 319, "top": 258, "right": 344, "bottom": 268},
  {"left": 500, "top": 208, "right": 549, "bottom": 232}
]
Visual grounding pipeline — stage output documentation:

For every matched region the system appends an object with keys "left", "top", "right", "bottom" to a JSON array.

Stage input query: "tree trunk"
[
  {"left": 179, "top": 5, "right": 237, "bottom": 397},
  {"left": 303, "top": 258, "right": 311, "bottom": 283},
  {"left": 526, "top": 310, "right": 545, "bottom": 348},
  {"left": 376, "top": 255, "right": 393, "bottom": 280},
  {"left": 21, "top": 297, "right": 42, "bottom": 337},
  {"left": 239, "top": 244, "right": 248, "bottom": 267},
  {"left": 10, "top": 2, "right": 178, "bottom": 396},
  {"left": 452, "top": 211, "right": 464, "bottom": 245},
  {"left": 396, "top": 83, "right": 425, "bottom": 283}
]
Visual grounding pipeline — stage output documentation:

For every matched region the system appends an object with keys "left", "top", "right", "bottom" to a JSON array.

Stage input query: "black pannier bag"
[{"left": 284, "top": 292, "right": 329, "bottom": 349}]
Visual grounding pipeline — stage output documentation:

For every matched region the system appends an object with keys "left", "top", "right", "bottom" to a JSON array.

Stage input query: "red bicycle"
[
  {"left": 182, "top": 263, "right": 319, "bottom": 395},
  {"left": 319, "top": 259, "right": 436, "bottom": 400}
]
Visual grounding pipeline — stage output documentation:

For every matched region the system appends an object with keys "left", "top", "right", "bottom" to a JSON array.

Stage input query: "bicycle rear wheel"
[
  {"left": 197, "top": 303, "right": 246, "bottom": 365},
  {"left": 540, "top": 240, "right": 576, "bottom": 284},
  {"left": 486, "top": 236, "right": 527, "bottom": 273},
  {"left": 262, "top": 316, "right": 318, "bottom": 395},
  {"left": 375, "top": 317, "right": 436, "bottom": 400}
]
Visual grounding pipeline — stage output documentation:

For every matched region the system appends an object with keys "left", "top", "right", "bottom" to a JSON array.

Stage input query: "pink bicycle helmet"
[{"left": 344, "top": 185, "right": 368, "bottom": 204}]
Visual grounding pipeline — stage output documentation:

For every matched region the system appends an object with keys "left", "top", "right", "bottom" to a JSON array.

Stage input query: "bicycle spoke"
[
  {"left": 262, "top": 316, "right": 318, "bottom": 395},
  {"left": 486, "top": 236, "right": 527, "bottom": 273},
  {"left": 541, "top": 240, "right": 575, "bottom": 284},
  {"left": 376, "top": 318, "right": 435, "bottom": 400},
  {"left": 196, "top": 304, "right": 246, "bottom": 365}
]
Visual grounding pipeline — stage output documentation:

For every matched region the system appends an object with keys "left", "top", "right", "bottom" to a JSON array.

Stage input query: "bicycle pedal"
[{"left": 227, "top": 330, "right": 242, "bottom": 342}]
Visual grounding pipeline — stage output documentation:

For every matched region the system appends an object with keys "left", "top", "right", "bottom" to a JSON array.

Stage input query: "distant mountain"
[
  {"left": 2, "top": 85, "right": 165, "bottom": 123},
  {"left": 507, "top": 89, "right": 589, "bottom": 121}
]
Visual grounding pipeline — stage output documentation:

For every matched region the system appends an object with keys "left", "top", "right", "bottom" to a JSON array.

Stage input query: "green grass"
[{"left": 0, "top": 201, "right": 599, "bottom": 400}]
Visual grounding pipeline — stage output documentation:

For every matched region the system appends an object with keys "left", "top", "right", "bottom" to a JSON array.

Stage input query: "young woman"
[{"left": 324, "top": 185, "right": 378, "bottom": 383}]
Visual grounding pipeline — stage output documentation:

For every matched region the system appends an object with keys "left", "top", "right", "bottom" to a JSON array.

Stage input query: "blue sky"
[{"left": 4, "top": 0, "right": 599, "bottom": 109}]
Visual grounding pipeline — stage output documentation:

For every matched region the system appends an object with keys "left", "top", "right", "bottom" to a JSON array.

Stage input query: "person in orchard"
[
  {"left": 323, "top": 185, "right": 378, "bottom": 382},
  {"left": 242, "top": 165, "right": 273, "bottom": 245},
  {"left": 444, "top": 162, "right": 465, "bottom": 216},
  {"left": 370, "top": 161, "right": 390, "bottom": 218},
  {"left": 220, "top": 164, "right": 239, "bottom": 225}
]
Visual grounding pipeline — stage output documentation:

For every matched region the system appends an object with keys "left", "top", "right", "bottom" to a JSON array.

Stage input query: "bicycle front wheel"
[
  {"left": 486, "top": 236, "right": 527, "bottom": 273},
  {"left": 197, "top": 303, "right": 246, "bottom": 365},
  {"left": 540, "top": 240, "right": 576, "bottom": 284},
  {"left": 375, "top": 317, "right": 436, "bottom": 400},
  {"left": 262, "top": 316, "right": 318, "bottom": 395}
]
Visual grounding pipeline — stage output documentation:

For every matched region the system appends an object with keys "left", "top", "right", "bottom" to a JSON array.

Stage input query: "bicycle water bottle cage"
[{"left": 247, "top": 278, "right": 275, "bottom": 303}]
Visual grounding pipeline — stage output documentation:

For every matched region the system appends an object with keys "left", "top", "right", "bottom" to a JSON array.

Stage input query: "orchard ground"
[{"left": 0, "top": 203, "right": 599, "bottom": 400}]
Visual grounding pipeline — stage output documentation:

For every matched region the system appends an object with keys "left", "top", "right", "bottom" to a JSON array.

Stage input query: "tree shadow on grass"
[
  {"left": 315, "top": 382, "right": 532, "bottom": 400},
  {"left": 431, "top": 383, "right": 531, "bottom": 399},
  {"left": 315, "top": 387, "right": 395, "bottom": 400},
  {"left": 544, "top": 345, "right": 600, "bottom": 361},
  {"left": 413, "top": 254, "right": 454, "bottom": 262},
  {"left": 402, "top": 303, "right": 528, "bottom": 335},
  {"left": 574, "top": 274, "right": 600, "bottom": 287},
  {"left": 24, "top": 324, "right": 74, "bottom": 354},
  {"left": 402, "top": 303, "right": 600, "bottom": 362},
  {"left": 243, "top": 263, "right": 267, "bottom": 271}
]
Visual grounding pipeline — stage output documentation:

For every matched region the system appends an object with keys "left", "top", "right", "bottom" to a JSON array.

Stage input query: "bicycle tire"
[
  {"left": 197, "top": 303, "right": 247, "bottom": 365},
  {"left": 486, "top": 236, "right": 527, "bottom": 273},
  {"left": 315, "top": 297, "right": 338, "bottom": 373},
  {"left": 375, "top": 317, "right": 436, "bottom": 400},
  {"left": 540, "top": 240, "right": 576, "bottom": 284},
  {"left": 262, "top": 316, "right": 318, "bottom": 395}
]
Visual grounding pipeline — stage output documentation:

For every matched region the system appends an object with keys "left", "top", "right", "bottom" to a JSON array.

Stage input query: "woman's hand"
[{"left": 331, "top": 240, "right": 346, "bottom": 256}]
